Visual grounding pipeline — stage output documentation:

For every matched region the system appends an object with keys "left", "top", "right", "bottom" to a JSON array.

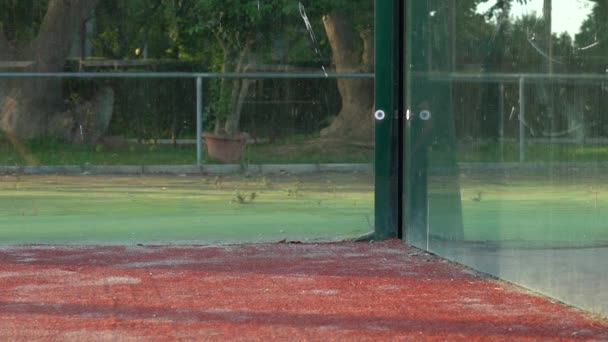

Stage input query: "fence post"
[
  {"left": 519, "top": 77, "right": 526, "bottom": 163},
  {"left": 499, "top": 81, "right": 505, "bottom": 161},
  {"left": 196, "top": 77, "right": 203, "bottom": 168}
]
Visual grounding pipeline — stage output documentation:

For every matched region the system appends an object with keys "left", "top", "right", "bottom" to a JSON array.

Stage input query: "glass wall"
[
  {"left": 405, "top": 0, "right": 607, "bottom": 315},
  {"left": 0, "top": 1, "right": 374, "bottom": 244}
]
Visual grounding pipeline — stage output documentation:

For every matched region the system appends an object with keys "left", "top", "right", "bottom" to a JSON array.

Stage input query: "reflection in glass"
[{"left": 406, "top": 0, "right": 608, "bottom": 315}]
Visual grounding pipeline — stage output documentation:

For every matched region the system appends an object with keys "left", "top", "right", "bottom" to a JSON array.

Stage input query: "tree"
[
  {"left": 320, "top": 10, "right": 374, "bottom": 142},
  {"left": 572, "top": 0, "right": 608, "bottom": 137},
  {"left": 183, "top": 0, "right": 282, "bottom": 137},
  {"left": 0, "top": 0, "right": 111, "bottom": 143},
  {"left": 575, "top": 0, "right": 608, "bottom": 70},
  {"left": 299, "top": 0, "right": 374, "bottom": 142}
]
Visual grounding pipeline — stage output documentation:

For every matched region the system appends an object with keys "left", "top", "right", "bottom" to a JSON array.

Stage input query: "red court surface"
[{"left": 0, "top": 240, "right": 606, "bottom": 341}]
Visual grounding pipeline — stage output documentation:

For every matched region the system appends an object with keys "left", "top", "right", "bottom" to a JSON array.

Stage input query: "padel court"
[{"left": 0, "top": 0, "right": 607, "bottom": 340}]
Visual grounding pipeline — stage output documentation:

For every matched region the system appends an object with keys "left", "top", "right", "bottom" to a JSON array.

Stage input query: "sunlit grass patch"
[{"left": 0, "top": 173, "right": 374, "bottom": 244}]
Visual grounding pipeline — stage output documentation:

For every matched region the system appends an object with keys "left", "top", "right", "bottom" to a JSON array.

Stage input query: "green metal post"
[
  {"left": 374, "top": 0, "right": 401, "bottom": 239},
  {"left": 196, "top": 77, "right": 203, "bottom": 168}
]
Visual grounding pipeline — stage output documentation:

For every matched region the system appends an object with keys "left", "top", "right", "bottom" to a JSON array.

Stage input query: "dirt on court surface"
[{"left": 0, "top": 240, "right": 606, "bottom": 341}]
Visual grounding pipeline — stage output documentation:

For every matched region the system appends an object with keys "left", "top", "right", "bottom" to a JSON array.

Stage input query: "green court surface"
[
  {"left": 2, "top": 171, "right": 608, "bottom": 247},
  {"left": 456, "top": 174, "right": 608, "bottom": 248},
  {"left": 425, "top": 171, "right": 608, "bottom": 249},
  {"left": 0, "top": 173, "right": 374, "bottom": 244}
]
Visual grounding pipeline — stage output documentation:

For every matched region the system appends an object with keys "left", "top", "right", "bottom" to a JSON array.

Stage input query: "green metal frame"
[{"left": 374, "top": 0, "right": 403, "bottom": 239}]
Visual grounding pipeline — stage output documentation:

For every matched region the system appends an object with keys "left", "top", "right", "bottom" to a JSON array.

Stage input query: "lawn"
[
  {"left": 0, "top": 172, "right": 374, "bottom": 244},
  {"left": 0, "top": 136, "right": 374, "bottom": 166},
  {"left": 4, "top": 136, "right": 608, "bottom": 166}
]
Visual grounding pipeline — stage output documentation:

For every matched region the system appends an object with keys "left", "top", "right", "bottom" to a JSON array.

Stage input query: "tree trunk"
[
  {"left": 0, "top": 0, "right": 107, "bottom": 142},
  {"left": 320, "top": 12, "right": 374, "bottom": 143},
  {"left": 216, "top": 35, "right": 254, "bottom": 136}
]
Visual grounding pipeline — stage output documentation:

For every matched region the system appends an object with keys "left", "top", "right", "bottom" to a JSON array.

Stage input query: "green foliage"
[
  {"left": 183, "top": 1, "right": 290, "bottom": 134},
  {"left": 204, "top": 76, "right": 232, "bottom": 126},
  {"left": 184, "top": 0, "right": 286, "bottom": 65},
  {"left": 186, "top": 0, "right": 282, "bottom": 36},
  {"left": 92, "top": 0, "right": 197, "bottom": 59},
  {"left": 576, "top": 0, "right": 608, "bottom": 70},
  {"left": 0, "top": 0, "right": 48, "bottom": 41},
  {"left": 12, "top": 0, "right": 608, "bottom": 143},
  {"left": 433, "top": 0, "right": 608, "bottom": 139}
]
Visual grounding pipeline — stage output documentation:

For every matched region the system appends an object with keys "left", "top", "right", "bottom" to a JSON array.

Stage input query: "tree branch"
[
  {"left": 235, "top": 35, "right": 255, "bottom": 73},
  {"left": 214, "top": 32, "right": 228, "bottom": 57}
]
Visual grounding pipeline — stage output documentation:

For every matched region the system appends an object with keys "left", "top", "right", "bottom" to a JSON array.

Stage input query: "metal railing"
[
  {"left": 419, "top": 72, "right": 608, "bottom": 162},
  {"left": 0, "top": 71, "right": 375, "bottom": 166},
  {"left": 419, "top": 71, "right": 608, "bottom": 84},
  {"left": 5, "top": 70, "right": 603, "bottom": 164}
]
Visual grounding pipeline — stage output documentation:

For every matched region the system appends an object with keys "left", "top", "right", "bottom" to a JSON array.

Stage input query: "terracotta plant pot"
[{"left": 202, "top": 132, "right": 247, "bottom": 163}]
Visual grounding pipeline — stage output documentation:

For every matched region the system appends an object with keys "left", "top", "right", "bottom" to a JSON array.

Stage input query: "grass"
[
  {"left": 4, "top": 136, "right": 608, "bottom": 166},
  {"left": 0, "top": 138, "right": 197, "bottom": 165},
  {"left": 0, "top": 172, "right": 374, "bottom": 244},
  {"left": 0, "top": 136, "right": 373, "bottom": 166}
]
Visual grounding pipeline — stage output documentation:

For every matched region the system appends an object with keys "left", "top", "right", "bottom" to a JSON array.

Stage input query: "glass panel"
[
  {"left": 0, "top": 1, "right": 374, "bottom": 244},
  {"left": 405, "top": 0, "right": 607, "bottom": 316}
]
